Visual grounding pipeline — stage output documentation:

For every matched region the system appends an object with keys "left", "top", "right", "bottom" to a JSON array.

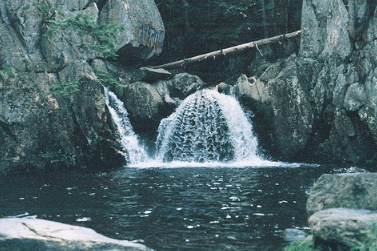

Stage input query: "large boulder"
[
  {"left": 306, "top": 172, "right": 377, "bottom": 248},
  {"left": 0, "top": 217, "right": 152, "bottom": 250},
  {"left": 307, "top": 173, "right": 377, "bottom": 215},
  {"left": 117, "top": 73, "right": 206, "bottom": 136},
  {"left": 121, "top": 81, "right": 165, "bottom": 134},
  {"left": 308, "top": 208, "right": 377, "bottom": 248},
  {"left": 99, "top": 0, "right": 165, "bottom": 61}
]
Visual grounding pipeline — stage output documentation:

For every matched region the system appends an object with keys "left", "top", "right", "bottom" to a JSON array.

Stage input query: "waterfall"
[
  {"left": 105, "top": 87, "right": 276, "bottom": 167},
  {"left": 155, "top": 89, "right": 263, "bottom": 164},
  {"left": 104, "top": 87, "right": 149, "bottom": 165}
]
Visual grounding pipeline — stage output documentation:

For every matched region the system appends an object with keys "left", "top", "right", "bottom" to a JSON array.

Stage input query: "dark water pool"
[{"left": 0, "top": 165, "right": 341, "bottom": 250}]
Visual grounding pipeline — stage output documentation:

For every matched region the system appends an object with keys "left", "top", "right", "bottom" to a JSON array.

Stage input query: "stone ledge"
[
  {"left": 308, "top": 208, "right": 377, "bottom": 247},
  {"left": 0, "top": 217, "right": 152, "bottom": 251}
]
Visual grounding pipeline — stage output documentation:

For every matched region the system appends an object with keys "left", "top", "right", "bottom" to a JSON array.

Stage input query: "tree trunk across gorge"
[{"left": 149, "top": 30, "right": 301, "bottom": 69}]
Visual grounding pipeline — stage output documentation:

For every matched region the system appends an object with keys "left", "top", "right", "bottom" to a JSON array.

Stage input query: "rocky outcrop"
[
  {"left": 0, "top": 217, "right": 152, "bottom": 250},
  {"left": 235, "top": 54, "right": 314, "bottom": 158},
  {"left": 0, "top": 0, "right": 164, "bottom": 170},
  {"left": 306, "top": 173, "right": 377, "bottom": 215},
  {"left": 306, "top": 173, "right": 377, "bottom": 249},
  {"left": 238, "top": 0, "right": 377, "bottom": 164}
]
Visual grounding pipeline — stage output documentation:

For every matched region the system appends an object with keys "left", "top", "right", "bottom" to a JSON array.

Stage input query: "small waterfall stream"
[
  {"left": 105, "top": 87, "right": 277, "bottom": 167},
  {"left": 104, "top": 87, "right": 149, "bottom": 165}
]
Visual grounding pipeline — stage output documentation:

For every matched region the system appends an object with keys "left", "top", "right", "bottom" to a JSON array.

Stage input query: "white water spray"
[
  {"left": 104, "top": 87, "right": 149, "bottom": 165},
  {"left": 155, "top": 89, "right": 265, "bottom": 164},
  {"left": 105, "top": 88, "right": 291, "bottom": 167}
]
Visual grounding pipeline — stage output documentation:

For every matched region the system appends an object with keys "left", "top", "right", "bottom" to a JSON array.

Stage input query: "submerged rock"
[{"left": 0, "top": 217, "right": 152, "bottom": 250}]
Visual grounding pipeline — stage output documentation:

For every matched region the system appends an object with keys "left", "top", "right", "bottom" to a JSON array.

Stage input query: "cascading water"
[
  {"left": 104, "top": 87, "right": 149, "bottom": 165},
  {"left": 155, "top": 89, "right": 263, "bottom": 164},
  {"left": 105, "top": 87, "right": 276, "bottom": 167}
]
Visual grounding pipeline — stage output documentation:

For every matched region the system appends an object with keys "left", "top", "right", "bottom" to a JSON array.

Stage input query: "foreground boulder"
[
  {"left": 307, "top": 173, "right": 377, "bottom": 215},
  {"left": 308, "top": 208, "right": 377, "bottom": 248},
  {"left": 306, "top": 172, "right": 377, "bottom": 248},
  {"left": 0, "top": 218, "right": 152, "bottom": 251}
]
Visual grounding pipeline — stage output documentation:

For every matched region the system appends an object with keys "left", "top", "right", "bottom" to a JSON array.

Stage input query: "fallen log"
[{"left": 149, "top": 30, "right": 301, "bottom": 69}]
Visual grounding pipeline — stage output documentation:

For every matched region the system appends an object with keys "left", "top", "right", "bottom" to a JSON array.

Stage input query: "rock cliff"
[
  {"left": 237, "top": 0, "right": 377, "bottom": 164},
  {"left": 0, "top": 0, "right": 164, "bottom": 171}
]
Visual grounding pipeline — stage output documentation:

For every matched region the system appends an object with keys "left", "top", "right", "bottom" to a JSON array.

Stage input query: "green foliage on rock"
[
  {"left": 43, "top": 12, "right": 124, "bottom": 59},
  {"left": 0, "top": 64, "right": 17, "bottom": 80},
  {"left": 284, "top": 224, "right": 377, "bottom": 251},
  {"left": 93, "top": 69, "right": 122, "bottom": 89},
  {"left": 354, "top": 222, "right": 377, "bottom": 251},
  {"left": 50, "top": 80, "right": 80, "bottom": 97}
]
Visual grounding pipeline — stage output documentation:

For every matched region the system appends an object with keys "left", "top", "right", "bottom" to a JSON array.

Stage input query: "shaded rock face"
[
  {"left": 0, "top": 217, "right": 152, "bottom": 250},
  {"left": 0, "top": 0, "right": 164, "bottom": 170},
  {"left": 238, "top": 0, "right": 377, "bottom": 163}
]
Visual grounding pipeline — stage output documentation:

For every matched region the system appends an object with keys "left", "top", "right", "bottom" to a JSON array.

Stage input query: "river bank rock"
[
  {"left": 306, "top": 173, "right": 377, "bottom": 215},
  {"left": 308, "top": 208, "right": 377, "bottom": 248},
  {"left": 0, "top": 217, "right": 152, "bottom": 250},
  {"left": 99, "top": 0, "right": 165, "bottom": 61},
  {"left": 236, "top": 54, "right": 314, "bottom": 159},
  {"left": 306, "top": 172, "right": 377, "bottom": 248}
]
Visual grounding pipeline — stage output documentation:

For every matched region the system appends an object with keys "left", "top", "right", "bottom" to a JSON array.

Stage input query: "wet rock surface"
[{"left": 238, "top": 0, "right": 377, "bottom": 163}]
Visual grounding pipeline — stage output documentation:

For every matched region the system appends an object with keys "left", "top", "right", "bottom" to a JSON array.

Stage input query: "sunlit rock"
[
  {"left": 308, "top": 208, "right": 377, "bottom": 248},
  {"left": 0, "top": 217, "right": 152, "bottom": 251}
]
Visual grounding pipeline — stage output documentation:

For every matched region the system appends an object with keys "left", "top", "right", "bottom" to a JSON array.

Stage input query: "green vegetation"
[
  {"left": 39, "top": 3, "right": 50, "bottom": 13},
  {"left": 0, "top": 64, "right": 16, "bottom": 80},
  {"left": 44, "top": 12, "right": 125, "bottom": 97},
  {"left": 354, "top": 223, "right": 377, "bottom": 251},
  {"left": 283, "top": 238, "right": 316, "bottom": 251},
  {"left": 23, "top": 4, "right": 30, "bottom": 11},
  {"left": 284, "top": 224, "right": 377, "bottom": 251},
  {"left": 49, "top": 80, "right": 80, "bottom": 97},
  {"left": 43, "top": 12, "right": 124, "bottom": 59},
  {"left": 93, "top": 69, "right": 122, "bottom": 88}
]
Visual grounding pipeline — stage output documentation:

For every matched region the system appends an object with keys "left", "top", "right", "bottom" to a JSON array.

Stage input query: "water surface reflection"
[{"left": 0, "top": 165, "right": 334, "bottom": 250}]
